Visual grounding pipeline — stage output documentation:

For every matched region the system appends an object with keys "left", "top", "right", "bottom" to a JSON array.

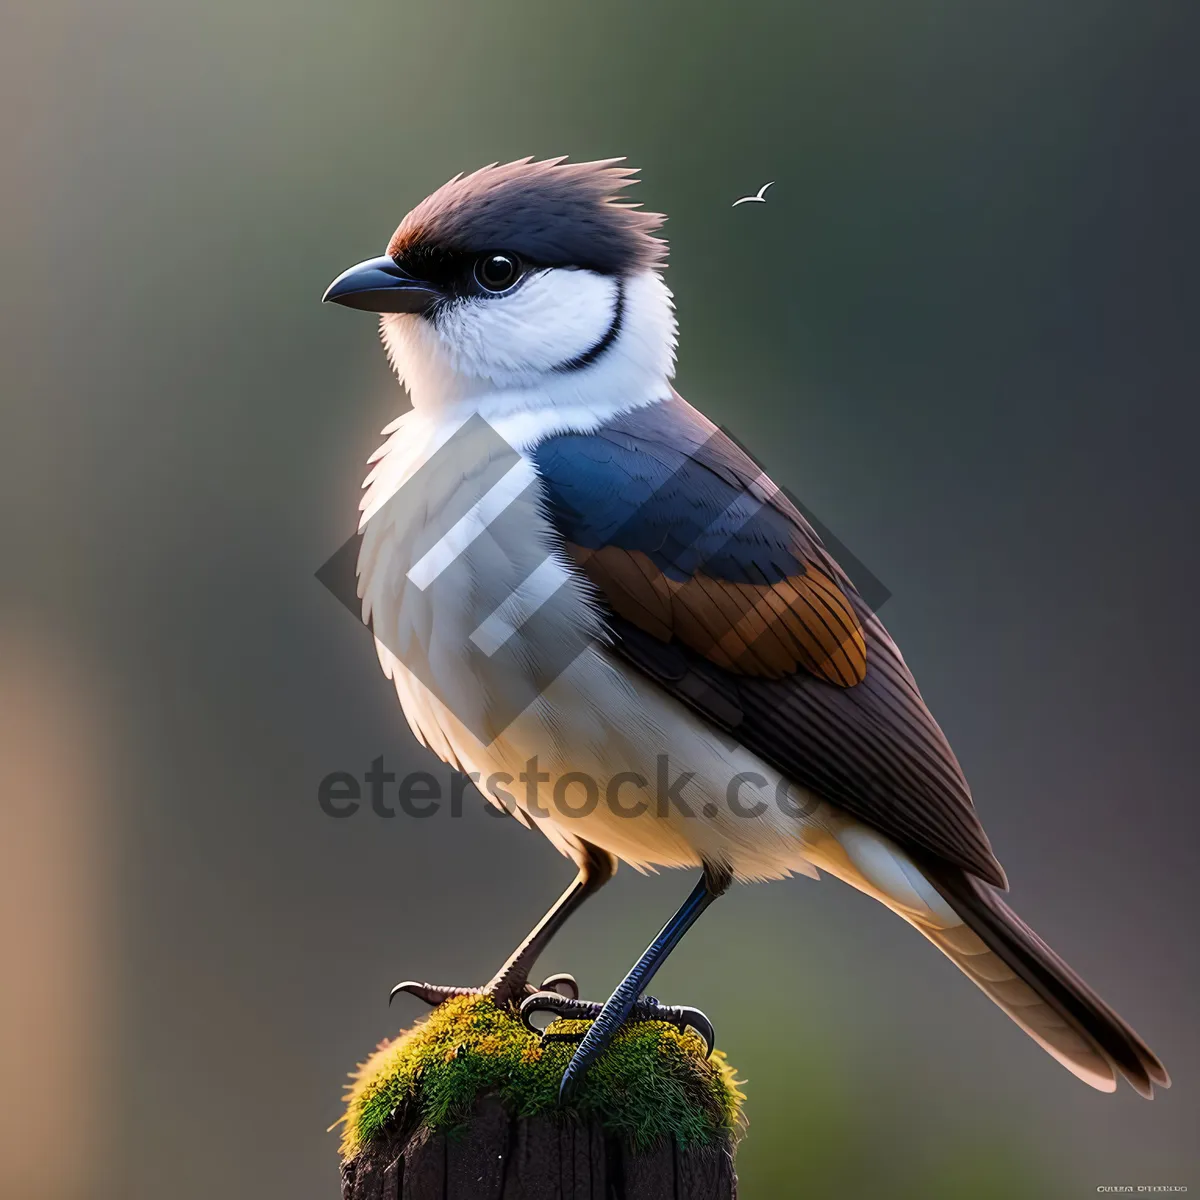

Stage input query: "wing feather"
[{"left": 533, "top": 392, "right": 1006, "bottom": 885}]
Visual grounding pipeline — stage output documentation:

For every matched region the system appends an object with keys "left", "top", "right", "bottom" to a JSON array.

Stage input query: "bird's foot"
[
  {"left": 519, "top": 989, "right": 715, "bottom": 1101},
  {"left": 389, "top": 972, "right": 580, "bottom": 1012}
]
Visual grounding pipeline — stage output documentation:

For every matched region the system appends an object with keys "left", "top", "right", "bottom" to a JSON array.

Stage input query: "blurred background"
[{"left": 2, "top": 1, "right": 1197, "bottom": 1196}]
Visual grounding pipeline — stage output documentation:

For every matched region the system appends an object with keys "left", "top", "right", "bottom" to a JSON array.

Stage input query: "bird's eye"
[{"left": 474, "top": 253, "right": 522, "bottom": 293}]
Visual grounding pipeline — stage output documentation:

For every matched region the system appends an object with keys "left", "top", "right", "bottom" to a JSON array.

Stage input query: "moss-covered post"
[{"left": 336, "top": 996, "right": 743, "bottom": 1198}]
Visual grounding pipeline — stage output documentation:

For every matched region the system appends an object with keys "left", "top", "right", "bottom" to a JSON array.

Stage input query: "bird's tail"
[
  {"left": 908, "top": 859, "right": 1169, "bottom": 1096},
  {"left": 817, "top": 824, "right": 1169, "bottom": 1096}
]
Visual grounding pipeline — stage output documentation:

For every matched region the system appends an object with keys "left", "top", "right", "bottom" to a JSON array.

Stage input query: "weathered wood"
[{"left": 342, "top": 1095, "right": 737, "bottom": 1199}]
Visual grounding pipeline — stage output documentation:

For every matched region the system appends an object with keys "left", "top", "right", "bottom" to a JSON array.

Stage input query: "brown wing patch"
[{"left": 568, "top": 544, "right": 867, "bottom": 687}]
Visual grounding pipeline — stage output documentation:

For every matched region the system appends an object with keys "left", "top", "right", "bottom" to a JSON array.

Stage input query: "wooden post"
[
  {"left": 340, "top": 1095, "right": 738, "bottom": 1199},
  {"left": 337, "top": 997, "right": 742, "bottom": 1199}
]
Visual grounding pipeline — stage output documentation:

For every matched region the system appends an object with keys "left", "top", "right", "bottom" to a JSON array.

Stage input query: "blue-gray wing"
[{"left": 532, "top": 391, "right": 1005, "bottom": 887}]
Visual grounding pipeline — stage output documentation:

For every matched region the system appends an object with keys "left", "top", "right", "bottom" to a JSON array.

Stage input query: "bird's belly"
[{"left": 387, "top": 629, "right": 847, "bottom": 882}]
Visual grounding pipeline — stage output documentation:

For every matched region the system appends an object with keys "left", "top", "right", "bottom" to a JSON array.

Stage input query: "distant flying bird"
[
  {"left": 732, "top": 180, "right": 774, "bottom": 206},
  {"left": 323, "top": 157, "right": 1169, "bottom": 1103}
]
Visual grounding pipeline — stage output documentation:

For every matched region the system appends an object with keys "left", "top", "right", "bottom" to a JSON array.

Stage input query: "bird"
[
  {"left": 732, "top": 180, "right": 774, "bottom": 206},
  {"left": 322, "top": 156, "right": 1168, "bottom": 1101}
]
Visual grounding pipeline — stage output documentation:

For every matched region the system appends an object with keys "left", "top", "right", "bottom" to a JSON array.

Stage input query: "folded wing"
[{"left": 532, "top": 391, "right": 1006, "bottom": 887}]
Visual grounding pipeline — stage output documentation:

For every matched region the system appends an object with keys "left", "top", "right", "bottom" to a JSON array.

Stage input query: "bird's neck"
[{"left": 376, "top": 269, "right": 678, "bottom": 452}]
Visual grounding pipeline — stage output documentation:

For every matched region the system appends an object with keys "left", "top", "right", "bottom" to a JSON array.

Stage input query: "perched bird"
[
  {"left": 732, "top": 180, "right": 774, "bottom": 206},
  {"left": 323, "top": 157, "right": 1168, "bottom": 1100}
]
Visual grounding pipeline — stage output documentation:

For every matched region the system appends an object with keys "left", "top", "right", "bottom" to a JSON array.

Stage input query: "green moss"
[{"left": 337, "top": 995, "right": 745, "bottom": 1158}]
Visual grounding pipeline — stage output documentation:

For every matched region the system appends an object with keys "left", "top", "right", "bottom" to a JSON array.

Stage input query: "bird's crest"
[{"left": 388, "top": 157, "right": 667, "bottom": 274}]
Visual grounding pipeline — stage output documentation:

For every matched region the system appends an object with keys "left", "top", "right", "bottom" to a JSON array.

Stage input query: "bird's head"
[{"left": 324, "top": 158, "right": 675, "bottom": 415}]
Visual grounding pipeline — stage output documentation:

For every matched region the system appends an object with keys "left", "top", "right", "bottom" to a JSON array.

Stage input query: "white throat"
[{"left": 376, "top": 267, "right": 677, "bottom": 451}]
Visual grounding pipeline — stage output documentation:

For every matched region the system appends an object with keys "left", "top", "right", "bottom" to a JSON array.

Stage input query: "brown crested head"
[{"left": 386, "top": 157, "right": 667, "bottom": 276}]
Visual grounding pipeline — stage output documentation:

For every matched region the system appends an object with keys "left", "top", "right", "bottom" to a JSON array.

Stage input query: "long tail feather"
[{"left": 914, "top": 860, "right": 1169, "bottom": 1097}]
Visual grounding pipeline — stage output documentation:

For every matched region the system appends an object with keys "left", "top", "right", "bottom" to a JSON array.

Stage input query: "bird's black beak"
[{"left": 322, "top": 255, "right": 442, "bottom": 314}]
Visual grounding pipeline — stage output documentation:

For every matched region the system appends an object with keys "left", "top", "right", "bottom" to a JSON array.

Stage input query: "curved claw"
[
  {"left": 519, "top": 991, "right": 716, "bottom": 1057},
  {"left": 388, "top": 981, "right": 478, "bottom": 1008},
  {"left": 538, "top": 972, "right": 580, "bottom": 1000},
  {"left": 666, "top": 1004, "right": 715, "bottom": 1057},
  {"left": 519, "top": 990, "right": 594, "bottom": 1036},
  {"left": 614, "top": 995, "right": 716, "bottom": 1056}
]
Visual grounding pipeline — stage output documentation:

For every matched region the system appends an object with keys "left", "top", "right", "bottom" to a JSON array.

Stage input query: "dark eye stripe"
[{"left": 390, "top": 244, "right": 536, "bottom": 304}]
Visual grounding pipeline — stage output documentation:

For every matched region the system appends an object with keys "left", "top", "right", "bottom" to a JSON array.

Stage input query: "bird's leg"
[
  {"left": 390, "top": 843, "right": 616, "bottom": 1010},
  {"left": 521, "top": 860, "right": 732, "bottom": 1101}
]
